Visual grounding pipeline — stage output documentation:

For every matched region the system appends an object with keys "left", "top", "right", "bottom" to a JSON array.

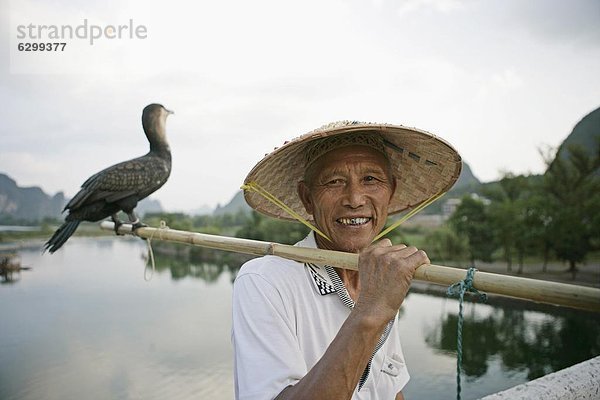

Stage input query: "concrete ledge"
[{"left": 481, "top": 356, "right": 600, "bottom": 399}]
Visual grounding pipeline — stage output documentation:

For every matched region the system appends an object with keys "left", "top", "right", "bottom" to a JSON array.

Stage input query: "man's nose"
[{"left": 341, "top": 181, "right": 366, "bottom": 208}]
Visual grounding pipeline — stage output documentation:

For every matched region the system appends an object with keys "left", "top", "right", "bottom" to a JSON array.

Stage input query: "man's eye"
[
  {"left": 327, "top": 179, "right": 344, "bottom": 185},
  {"left": 364, "top": 176, "right": 377, "bottom": 182}
]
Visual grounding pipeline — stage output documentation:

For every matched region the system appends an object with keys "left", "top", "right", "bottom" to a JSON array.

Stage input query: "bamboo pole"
[{"left": 100, "top": 221, "right": 600, "bottom": 313}]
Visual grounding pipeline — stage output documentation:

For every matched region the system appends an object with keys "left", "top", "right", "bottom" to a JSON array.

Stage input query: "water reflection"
[
  {"left": 0, "top": 253, "right": 29, "bottom": 284},
  {"left": 151, "top": 254, "right": 236, "bottom": 283},
  {"left": 147, "top": 241, "right": 248, "bottom": 283},
  {"left": 422, "top": 292, "right": 600, "bottom": 381}
]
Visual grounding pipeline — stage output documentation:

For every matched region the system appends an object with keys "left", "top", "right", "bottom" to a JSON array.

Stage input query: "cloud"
[
  {"left": 395, "top": 0, "right": 465, "bottom": 17},
  {"left": 1, "top": 152, "right": 71, "bottom": 193},
  {"left": 495, "top": 0, "right": 600, "bottom": 46},
  {"left": 491, "top": 69, "right": 523, "bottom": 93},
  {"left": 475, "top": 68, "right": 524, "bottom": 99}
]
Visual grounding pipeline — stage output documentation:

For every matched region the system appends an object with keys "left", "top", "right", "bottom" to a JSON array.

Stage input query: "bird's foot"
[
  {"left": 113, "top": 220, "right": 125, "bottom": 236},
  {"left": 131, "top": 221, "right": 148, "bottom": 232}
]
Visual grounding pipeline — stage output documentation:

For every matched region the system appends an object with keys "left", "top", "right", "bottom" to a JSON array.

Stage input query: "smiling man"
[{"left": 233, "top": 121, "right": 462, "bottom": 400}]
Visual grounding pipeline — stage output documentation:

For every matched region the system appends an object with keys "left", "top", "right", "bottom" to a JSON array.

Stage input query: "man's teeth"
[{"left": 338, "top": 217, "right": 370, "bottom": 226}]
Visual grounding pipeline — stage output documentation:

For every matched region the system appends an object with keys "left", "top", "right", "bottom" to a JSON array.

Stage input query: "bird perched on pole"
[{"left": 44, "top": 103, "right": 174, "bottom": 254}]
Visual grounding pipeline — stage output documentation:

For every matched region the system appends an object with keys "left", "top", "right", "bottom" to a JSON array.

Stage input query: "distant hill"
[
  {"left": 452, "top": 161, "right": 480, "bottom": 190},
  {"left": 188, "top": 205, "right": 214, "bottom": 216},
  {"left": 135, "top": 198, "right": 164, "bottom": 216},
  {"left": 556, "top": 106, "right": 600, "bottom": 161},
  {"left": 213, "top": 191, "right": 251, "bottom": 216},
  {"left": 0, "top": 172, "right": 164, "bottom": 224},
  {"left": 0, "top": 173, "right": 64, "bottom": 223}
]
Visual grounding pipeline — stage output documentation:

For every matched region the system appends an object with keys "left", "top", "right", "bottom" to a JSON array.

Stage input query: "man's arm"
[
  {"left": 275, "top": 240, "right": 427, "bottom": 400},
  {"left": 275, "top": 300, "right": 391, "bottom": 399}
]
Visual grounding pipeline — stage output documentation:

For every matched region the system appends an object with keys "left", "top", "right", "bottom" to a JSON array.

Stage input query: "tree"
[
  {"left": 424, "top": 225, "right": 468, "bottom": 264},
  {"left": 542, "top": 142, "right": 600, "bottom": 277},
  {"left": 516, "top": 191, "right": 552, "bottom": 273},
  {"left": 485, "top": 176, "right": 520, "bottom": 272},
  {"left": 485, "top": 173, "right": 547, "bottom": 274},
  {"left": 236, "top": 211, "right": 309, "bottom": 245},
  {"left": 449, "top": 195, "right": 496, "bottom": 266}
]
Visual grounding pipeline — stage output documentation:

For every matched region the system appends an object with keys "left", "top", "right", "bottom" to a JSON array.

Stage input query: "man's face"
[{"left": 298, "top": 145, "right": 396, "bottom": 253}]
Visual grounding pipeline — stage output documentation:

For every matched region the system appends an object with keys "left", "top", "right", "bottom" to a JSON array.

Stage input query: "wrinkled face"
[{"left": 298, "top": 145, "right": 396, "bottom": 253}]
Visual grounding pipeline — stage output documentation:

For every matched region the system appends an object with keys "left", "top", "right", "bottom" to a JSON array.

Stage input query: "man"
[{"left": 233, "top": 121, "right": 461, "bottom": 399}]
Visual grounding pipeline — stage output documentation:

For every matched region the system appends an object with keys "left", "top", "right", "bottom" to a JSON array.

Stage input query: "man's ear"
[{"left": 297, "top": 181, "right": 314, "bottom": 215}]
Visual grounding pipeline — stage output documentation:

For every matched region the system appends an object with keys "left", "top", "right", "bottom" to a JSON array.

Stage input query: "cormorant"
[{"left": 44, "top": 103, "right": 174, "bottom": 253}]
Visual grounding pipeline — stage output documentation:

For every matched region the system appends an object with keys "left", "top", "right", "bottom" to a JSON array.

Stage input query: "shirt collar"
[{"left": 295, "top": 233, "right": 336, "bottom": 296}]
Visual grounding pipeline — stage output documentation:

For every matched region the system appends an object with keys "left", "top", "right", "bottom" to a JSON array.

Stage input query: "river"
[{"left": 1, "top": 237, "right": 598, "bottom": 399}]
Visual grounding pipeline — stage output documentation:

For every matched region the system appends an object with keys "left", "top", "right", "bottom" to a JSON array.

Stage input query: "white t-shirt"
[{"left": 232, "top": 233, "right": 410, "bottom": 400}]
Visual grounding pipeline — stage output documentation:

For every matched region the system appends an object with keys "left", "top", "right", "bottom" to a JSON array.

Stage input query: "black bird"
[{"left": 44, "top": 103, "right": 174, "bottom": 253}]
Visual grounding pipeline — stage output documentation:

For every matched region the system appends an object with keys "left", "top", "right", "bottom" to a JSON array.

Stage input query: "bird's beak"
[{"left": 166, "top": 109, "right": 174, "bottom": 115}]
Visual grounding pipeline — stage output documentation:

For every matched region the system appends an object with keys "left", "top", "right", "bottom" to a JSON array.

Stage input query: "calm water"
[{"left": 1, "top": 237, "right": 599, "bottom": 400}]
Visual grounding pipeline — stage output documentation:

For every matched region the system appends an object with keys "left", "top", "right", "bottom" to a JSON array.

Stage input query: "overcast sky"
[{"left": 1, "top": 0, "right": 599, "bottom": 213}]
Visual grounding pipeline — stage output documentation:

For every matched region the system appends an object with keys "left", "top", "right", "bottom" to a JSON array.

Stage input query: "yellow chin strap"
[
  {"left": 372, "top": 190, "right": 445, "bottom": 242},
  {"left": 241, "top": 181, "right": 332, "bottom": 242},
  {"left": 242, "top": 181, "right": 445, "bottom": 245}
]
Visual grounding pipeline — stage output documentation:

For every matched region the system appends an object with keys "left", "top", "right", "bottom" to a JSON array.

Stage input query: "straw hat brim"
[{"left": 243, "top": 121, "right": 462, "bottom": 221}]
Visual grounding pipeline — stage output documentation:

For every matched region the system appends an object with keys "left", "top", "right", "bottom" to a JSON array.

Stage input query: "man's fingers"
[
  {"left": 388, "top": 246, "right": 430, "bottom": 270},
  {"left": 394, "top": 245, "right": 418, "bottom": 256},
  {"left": 370, "top": 240, "right": 408, "bottom": 251},
  {"left": 371, "top": 238, "right": 394, "bottom": 248},
  {"left": 362, "top": 242, "right": 430, "bottom": 271},
  {"left": 405, "top": 249, "right": 430, "bottom": 267}
]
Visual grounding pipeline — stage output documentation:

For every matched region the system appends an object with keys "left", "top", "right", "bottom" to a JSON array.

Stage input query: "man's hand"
[{"left": 354, "top": 239, "right": 430, "bottom": 324}]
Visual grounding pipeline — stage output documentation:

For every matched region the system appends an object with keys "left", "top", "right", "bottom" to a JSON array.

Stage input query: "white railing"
[{"left": 481, "top": 356, "right": 600, "bottom": 399}]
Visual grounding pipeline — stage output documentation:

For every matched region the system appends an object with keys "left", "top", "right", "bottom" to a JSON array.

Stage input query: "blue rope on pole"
[{"left": 446, "top": 267, "right": 487, "bottom": 400}]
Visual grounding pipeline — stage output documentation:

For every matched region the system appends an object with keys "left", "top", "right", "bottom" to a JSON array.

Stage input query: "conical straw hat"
[{"left": 243, "top": 121, "right": 462, "bottom": 221}]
